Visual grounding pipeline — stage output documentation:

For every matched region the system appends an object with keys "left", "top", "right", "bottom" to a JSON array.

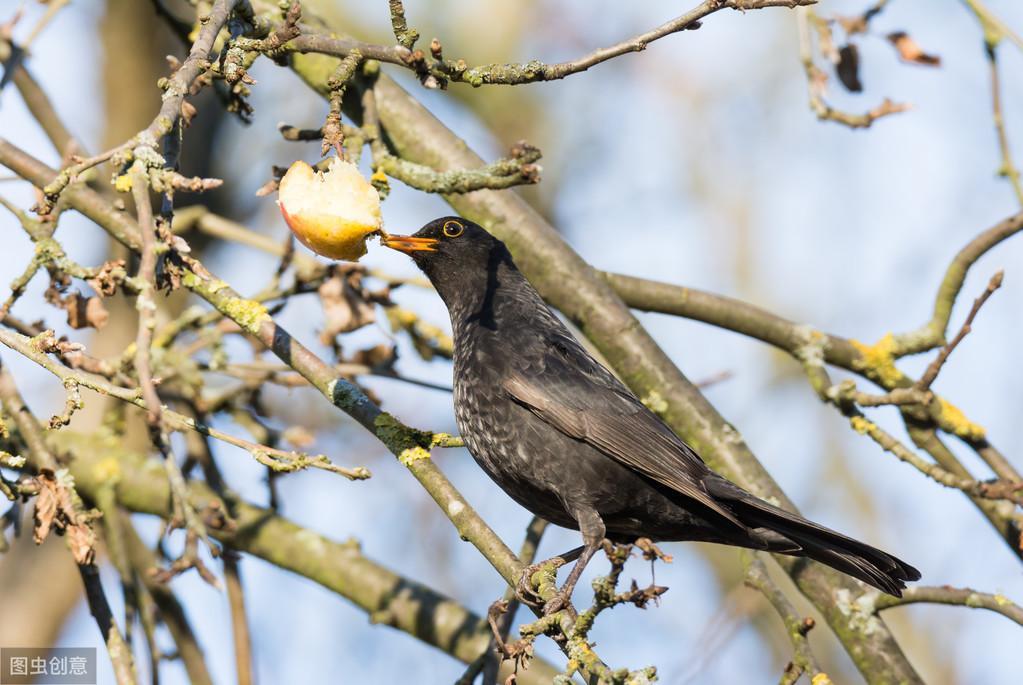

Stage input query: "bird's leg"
[
  {"left": 514, "top": 546, "right": 582, "bottom": 607},
  {"left": 541, "top": 508, "right": 605, "bottom": 616}
]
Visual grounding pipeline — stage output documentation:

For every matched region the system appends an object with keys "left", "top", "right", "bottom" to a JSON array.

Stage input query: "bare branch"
[
  {"left": 282, "top": 1, "right": 817, "bottom": 88},
  {"left": 892, "top": 212, "right": 1022, "bottom": 356},
  {"left": 0, "top": 358, "right": 137, "bottom": 684},
  {"left": 61, "top": 433, "right": 562, "bottom": 684},
  {"left": 37, "top": 0, "right": 242, "bottom": 213},
  {"left": 387, "top": 0, "right": 419, "bottom": 50},
  {"left": 876, "top": 585, "right": 1023, "bottom": 627},
  {"left": 981, "top": 31, "right": 1023, "bottom": 205},
  {"left": 744, "top": 553, "right": 829, "bottom": 685},
  {"left": 916, "top": 271, "right": 1003, "bottom": 391}
]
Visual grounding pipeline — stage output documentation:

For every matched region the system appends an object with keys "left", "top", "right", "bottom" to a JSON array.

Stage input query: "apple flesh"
[{"left": 277, "top": 157, "right": 382, "bottom": 261}]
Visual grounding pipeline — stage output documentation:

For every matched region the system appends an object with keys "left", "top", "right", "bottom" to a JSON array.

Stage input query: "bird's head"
[{"left": 383, "top": 216, "right": 515, "bottom": 305}]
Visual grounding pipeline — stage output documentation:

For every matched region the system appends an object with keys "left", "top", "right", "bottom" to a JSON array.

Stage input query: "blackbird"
[{"left": 385, "top": 217, "right": 920, "bottom": 613}]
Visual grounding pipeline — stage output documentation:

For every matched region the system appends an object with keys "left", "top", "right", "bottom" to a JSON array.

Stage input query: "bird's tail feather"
[{"left": 704, "top": 477, "right": 920, "bottom": 597}]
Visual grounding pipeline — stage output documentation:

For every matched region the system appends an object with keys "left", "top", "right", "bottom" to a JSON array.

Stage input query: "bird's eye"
[{"left": 443, "top": 220, "right": 464, "bottom": 238}]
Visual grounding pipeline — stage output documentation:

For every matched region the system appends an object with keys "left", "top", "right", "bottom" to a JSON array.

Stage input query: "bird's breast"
[{"left": 451, "top": 332, "right": 575, "bottom": 520}]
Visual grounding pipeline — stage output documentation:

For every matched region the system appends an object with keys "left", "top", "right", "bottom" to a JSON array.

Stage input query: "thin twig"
[
  {"left": 282, "top": 1, "right": 816, "bottom": 88},
  {"left": 37, "top": 0, "right": 242, "bottom": 213},
  {"left": 21, "top": 0, "right": 71, "bottom": 49},
  {"left": 224, "top": 551, "right": 254, "bottom": 685},
  {"left": 962, "top": 0, "right": 1023, "bottom": 54},
  {"left": 892, "top": 214, "right": 1022, "bottom": 356},
  {"left": 129, "top": 162, "right": 162, "bottom": 429},
  {"left": 130, "top": 162, "right": 219, "bottom": 587},
  {"left": 387, "top": 0, "right": 419, "bottom": 49},
  {"left": 875, "top": 584, "right": 1023, "bottom": 627},
  {"left": 121, "top": 515, "right": 215, "bottom": 685},
  {"left": 0, "top": 327, "right": 371, "bottom": 480},
  {"left": 916, "top": 271, "right": 1003, "bottom": 391},
  {"left": 744, "top": 553, "right": 829, "bottom": 685},
  {"left": 797, "top": 358, "right": 1023, "bottom": 506},
  {"left": 984, "top": 41, "right": 1023, "bottom": 206},
  {"left": 476, "top": 516, "right": 549, "bottom": 685}
]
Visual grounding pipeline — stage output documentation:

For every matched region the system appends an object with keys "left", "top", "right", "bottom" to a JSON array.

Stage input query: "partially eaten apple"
[{"left": 277, "top": 157, "right": 383, "bottom": 261}]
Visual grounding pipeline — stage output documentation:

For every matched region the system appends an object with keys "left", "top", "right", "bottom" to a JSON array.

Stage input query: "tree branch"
[
  {"left": 744, "top": 553, "right": 829, "bottom": 685},
  {"left": 874, "top": 585, "right": 1023, "bottom": 627},
  {"left": 0, "top": 359, "right": 138, "bottom": 684},
  {"left": 891, "top": 212, "right": 1023, "bottom": 356},
  {"left": 282, "top": 1, "right": 817, "bottom": 88},
  {"left": 37, "top": 0, "right": 242, "bottom": 213},
  {"left": 53, "top": 429, "right": 562, "bottom": 684}
]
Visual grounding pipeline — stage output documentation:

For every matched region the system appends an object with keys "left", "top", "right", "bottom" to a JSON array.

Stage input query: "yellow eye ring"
[{"left": 443, "top": 220, "right": 464, "bottom": 238}]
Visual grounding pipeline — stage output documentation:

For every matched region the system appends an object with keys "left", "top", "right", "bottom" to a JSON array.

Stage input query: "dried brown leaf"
[
  {"left": 836, "top": 15, "right": 868, "bottom": 37},
  {"left": 836, "top": 44, "right": 863, "bottom": 92},
  {"left": 66, "top": 522, "right": 97, "bottom": 565},
  {"left": 282, "top": 425, "right": 316, "bottom": 448},
  {"left": 318, "top": 272, "right": 376, "bottom": 343},
  {"left": 181, "top": 100, "right": 198, "bottom": 127},
  {"left": 31, "top": 470, "right": 97, "bottom": 564},
  {"left": 85, "top": 296, "right": 109, "bottom": 329},
  {"left": 32, "top": 471, "right": 58, "bottom": 545},
  {"left": 350, "top": 343, "right": 396, "bottom": 370},
  {"left": 62, "top": 293, "right": 109, "bottom": 329},
  {"left": 887, "top": 31, "right": 941, "bottom": 66},
  {"left": 86, "top": 259, "right": 126, "bottom": 296}
]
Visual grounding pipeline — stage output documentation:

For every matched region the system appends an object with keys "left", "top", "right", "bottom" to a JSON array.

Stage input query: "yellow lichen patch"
[
  {"left": 849, "top": 333, "right": 904, "bottom": 387},
  {"left": 936, "top": 398, "right": 986, "bottom": 440},
  {"left": 113, "top": 174, "right": 133, "bottom": 193},
  {"left": 850, "top": 416, "right": 872, "bottom": 435},
  {"left": 220, "top": 297, "right": 270, "bottom": 335},
  {"left": 398, "top": 445, "right": 431, "bottom": 466},
  {"left": 641, "top": 390, "right": 668, "bottom": 414},
  {"left": 812, "top": 674, "right": 834, "bottom": 685},
  {"left": 389, "top": 307, "right": 417, "bottom": 328},
  {"left": 206, "top": 278, "right": 228, "bottom": 294},
  {"left": 0, "top": 452, "right": 25, "bottom": 468},
  {"left": 430, "top": 432, "right": 464, "bottom": 448},
  {"left": 994, "top": 594, "right": 1010, "bottom": 606},
  {"left": 93, "top": 456, "right": 121, "bottom": 483}
]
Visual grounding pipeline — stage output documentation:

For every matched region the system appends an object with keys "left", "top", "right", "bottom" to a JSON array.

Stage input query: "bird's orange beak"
[{"left": 382, "top": 234, "right": 439, "bottom": 253}]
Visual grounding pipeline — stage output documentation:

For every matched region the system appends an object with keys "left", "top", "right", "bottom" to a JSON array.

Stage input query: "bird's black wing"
[{"left": 502, "top": 330, "right": 746, "bottom": 530}]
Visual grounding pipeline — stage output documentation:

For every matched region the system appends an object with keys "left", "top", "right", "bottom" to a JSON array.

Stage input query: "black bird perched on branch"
[{"left": 385, "top": 217, "right": 920, "bottom": 613}]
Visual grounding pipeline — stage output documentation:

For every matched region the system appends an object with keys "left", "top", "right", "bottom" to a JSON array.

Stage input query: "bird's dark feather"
[{"left": 501, "top": 336, "right": 746, "bottom": 531}]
